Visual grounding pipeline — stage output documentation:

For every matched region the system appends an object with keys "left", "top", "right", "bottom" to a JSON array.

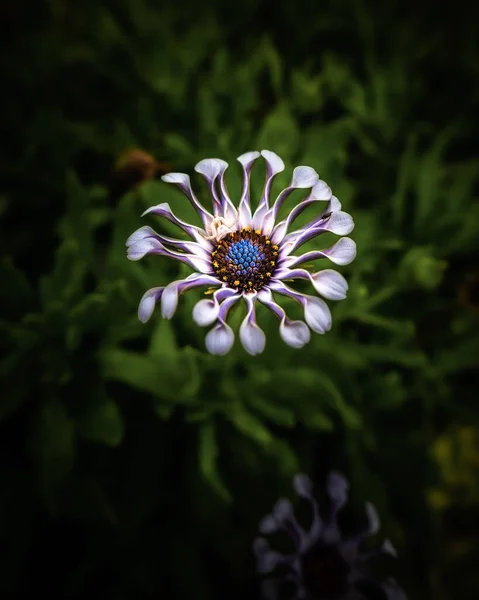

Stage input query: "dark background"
[{"left": 1, "top": 0, "right": 479, "bottom": 598}]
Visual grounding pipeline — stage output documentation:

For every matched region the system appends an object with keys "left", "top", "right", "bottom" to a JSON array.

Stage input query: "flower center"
[
  {"left": 211, "top": 227, "right": 278, "bottom": 292},
  {"left": 301, "top": 545, "right": 350, "bottom": 598}
]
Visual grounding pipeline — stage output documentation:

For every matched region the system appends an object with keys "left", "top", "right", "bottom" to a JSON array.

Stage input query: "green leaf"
[
  {"left": 40, "top": 239, "right": 86, "bottom": 307},
  {"left": 100, "top": 348, "right": 198, "bottom": 404},
  {"left": 248, "top": 395, "right": 295, "bottom": 427},
  {"left": 59, "top": 478, "right": 119, "bottom": 525},
  {"left": 256, "top": 103, "right": 299, "bottom": 160},
  {"left": 60, "top": 171, "right": 94, "bottom": 262},
  {"left": 198, "top": 422, "right": 231, "bottom": 502},
  {"left": 0, "top": 350, "right": 33, "bottom": 421},
  {"left": 78, "top": 394, "right": 124, "bottom": 447},
  {"left": 0, "top": 259, "right": 33, "bottom": 317},
  {"left": 272, "top": 368, "right": 362, "bottom": 429},
  {"left": 30, "top": 400, "right": 76, "bottom": 511},
  {"left": 391, "top": 133, "right": 417, "bottom": 228},
  {"left": 227, "top": 406, "right": 273, "bottom": 446}
]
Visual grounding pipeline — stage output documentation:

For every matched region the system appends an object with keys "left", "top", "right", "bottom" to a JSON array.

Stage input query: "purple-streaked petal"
[
  {"left": 137, "top": 287, "right": 164, "bottom": 323},
  {"left": 126, "top": 225, "right": 158, "bottom": 247},
  {"left": 283, "top": 238, "right": 357, "bottom": 268},
  {"left": 161, "top": 172, "right": 213, "bottom": 228},
  {"left": 257, "top": 289, "right": 311, "bottom": 348},
  {"left": 239, "top": 293, "right": 266, "bottom": 355},
  {"left": 270, "top": 196, "right": 333, "bottom": 245},
  {"left": 141, "top": 202, "right": 210, "bottom": 247},
  {"left": 316, "top": 210, "right": 354, "bottom": 235},
  {"left": 128, "top": 225, "right": 212, "bottom": 256},
  {"left": 161, "top": 274, "right": 222, "bottom": 319},
  {"left": 329, "top": 195, "right": 342, "bottom": 211},
  {"left": 194, "top": 158, "right": 228, "bottom": 214},
  {"left": 127, "top": 237, "right": 213, "bottom": 273},
  {"left": 254, "top": 150, "right": 285, "bottom": 217},
  {"left": 216, "top": 163, "right": 238, "bottom": 224},
  {"left": 291, "top": 166, "right": 320, "bottom": 189},
  {"left": 281, "top": 211, "right": 355, "bottom": 255},
  {"left": 192, "top": 287, "right": 237, "bottom": 326},
  {"left": 268, "top": 166, "right": 319, "bottom": 223},
  {"left": 279, "top": 319, "right": 311, "bottom": 348},
  {"left": 205, "top": 322, "right": 235, "bottom": 355},
  {"left": 275, "top": 268, "right": 348, "bottom": 301},
  {"left": 269, "top": 282, "right": 332, "bottom": 334},
  {"left": 127, "top": 237, "right": 164, "bottom": 261},
  {"left": 204, "top": 294, "right": 240, "bottom": 355},
  {"left": 310, "top": 179, "right": 333, "bottom": 201},
  {"left": 311, "top": 269, "right": 348, "bottom": 300},
  {"left": 237, "top": 151, "right": 260, "bottom": 227}
]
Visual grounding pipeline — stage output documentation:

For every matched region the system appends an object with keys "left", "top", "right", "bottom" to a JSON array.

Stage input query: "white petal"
[
  {"left": 187, "top": 254, "right": 214, "bottom": 274},
  {"left": 237, "top": 150, "right": 260, "bottom": 166},
  {"left": 194, "top": 158, "right": 228, "bottom": 180},
  {"left": 126, "top": 225, "right": 157, "bottom": 247},
  {"left": 161, "top": 172, "right": 191, "bottom": 185},
  {"left": 309, "top": 179, "right": 332, "bottom": 200},
  {"left": 138, "top": 287, "right": 163, "bottom": 323},
  {"left": 261, "top": 150, "right": 285, "bottom": 175},
  {"left": 240, "top": 319, "right": 266, "bottom": 355},
  {"left": 127, "top": 238, "right": 163, "bottom": 261},
  {"left": 291, "top": 166, "right": 319, "bottom": 188},
  {"left": 310, "top": 269, "right": 348, "bottom": 300},
  {"left": 205, "top": 323, "right": 235, "bottom": 355},
  {"left": 279, "top": 319, "right": 310, "bottom": 348},
  {"left": 325, "top": 237, "right": 357, "bottom": 265},
  {"left": 304, "top": 296, "right": 332, "bottom": 333},
  {"left": 161, "top": 283, "right": 179, "bottom": 319},
  {"left": 259, "top": 209, "right": 276, "bottom": 236},
  {"left": 323, "top": 211, "right": 355, "bottom": 235},
  {"left": 192, "top": 298, "right": 220, "bottom": 327},
  {"left": 329, "top": 195, "right": 342, "bottom": 211}
]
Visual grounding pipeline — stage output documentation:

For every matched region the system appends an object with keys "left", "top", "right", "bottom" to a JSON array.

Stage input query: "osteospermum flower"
[
  {"left": 253, "top": 473, "right": 407, "bottom": 600},
  {"left": 126, "top": 150, "right": 356, "bottom": 355}
]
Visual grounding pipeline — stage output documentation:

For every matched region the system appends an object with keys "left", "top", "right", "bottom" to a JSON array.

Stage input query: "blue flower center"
[{"left": 211, "top": 228, "right": 278, "bottom": 292}]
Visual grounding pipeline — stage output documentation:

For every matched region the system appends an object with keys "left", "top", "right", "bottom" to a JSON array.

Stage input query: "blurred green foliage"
[{"left": 1, "top": 0, "right": 479, "bottom": 598}]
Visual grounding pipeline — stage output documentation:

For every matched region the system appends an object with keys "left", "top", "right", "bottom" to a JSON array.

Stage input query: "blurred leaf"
[
  {"left": 59, "top": 477, "right": 119, "bottom": 525},
  {"left": 100, "top": 347, "right": 198, "bottom": 404},
  {"left": 247, "top": 395, "right": 295, "bottom": 427},
  {"left": 198, "top": 422, "right": 232, "bottom": 502},
  {"left": 39, "top": 239, "right": 86, "bottom": 307},
  {"left": 0, "top": 259, "right": 33, "bottom": 317},
  {"left": 435, "top": 336, "right": 479, "bottom": 375},
  {"left": 30, "top": 399, "right": 76, "bottom": 511},
  {"left": 227, "top": 405, "right": 274, "bottom": 446},
  {"left": 78, "top": 394, "right": 124, "bottom": 447},
  {"left": 256, "top": 103, "right": 299, "bottom": 160}
]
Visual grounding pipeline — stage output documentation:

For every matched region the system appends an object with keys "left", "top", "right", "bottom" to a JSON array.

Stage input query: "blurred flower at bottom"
[{"left": 253, "top": 472, "right": 406, "bottom": 600}]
